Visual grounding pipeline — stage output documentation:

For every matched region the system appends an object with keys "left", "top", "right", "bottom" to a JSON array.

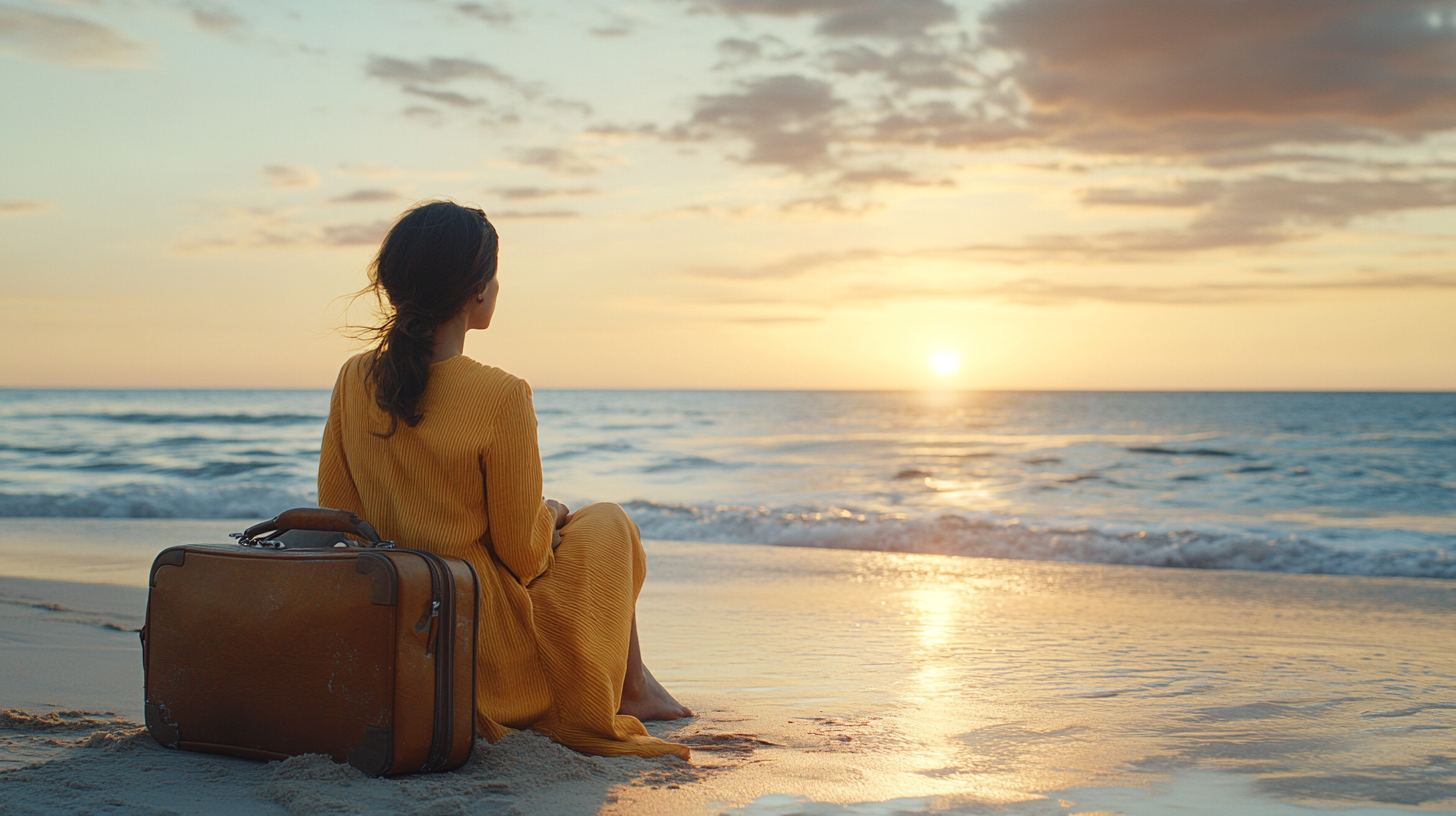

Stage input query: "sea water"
[{"left": 0, "top": 389, "right": 1452, "bottom": 578}]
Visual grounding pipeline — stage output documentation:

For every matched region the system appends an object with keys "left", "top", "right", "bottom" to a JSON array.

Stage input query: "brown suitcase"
[{"left": 140, "top": 508, "right": 478, "bottom": 776}]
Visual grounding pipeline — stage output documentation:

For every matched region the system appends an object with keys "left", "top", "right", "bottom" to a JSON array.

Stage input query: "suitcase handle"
[{"left": 237, "top": 507, "right": 386, "bottom": 546}]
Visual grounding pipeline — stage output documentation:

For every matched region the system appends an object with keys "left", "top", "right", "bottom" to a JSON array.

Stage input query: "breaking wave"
[
  {"left": 0, "top": 485, "right": 313, "bottom": 520},
  {"left": 621, "top": 501, "right": 1456, "bottom": 580},
  {"left": 0, "top": 485, "right": 1450, "bottom": 578}
]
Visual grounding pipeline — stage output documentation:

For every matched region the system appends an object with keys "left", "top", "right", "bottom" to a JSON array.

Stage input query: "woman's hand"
[
  {"left": 545, "top": 499, "right": 571, "bottom": 528},
  {"left": 546, "top": 499, "right": 571, "bottom": 549}
]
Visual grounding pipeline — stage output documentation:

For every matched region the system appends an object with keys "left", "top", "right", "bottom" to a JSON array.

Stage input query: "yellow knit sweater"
[{"left": 318, "top": 352, "right": 688, "bottom": 759}]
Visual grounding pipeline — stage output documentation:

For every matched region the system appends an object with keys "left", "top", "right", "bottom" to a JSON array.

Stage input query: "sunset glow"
[
  {"left": 930, "top": 351, "right": 961, "bottom": 377},
  {"left": 2, "top": 1, "right": 1454, "bottom": 389}
]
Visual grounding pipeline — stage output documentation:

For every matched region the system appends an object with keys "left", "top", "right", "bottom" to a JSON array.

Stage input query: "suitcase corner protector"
[
  {"left": 149, "top": 548, "right": 187, "bottom": 587},
  {"left": 144, "top": 702, "right": 180, "bottom": 748},
  {"left": 354, "top": 553, "right": 398, "bottom": 605},
  {"left": 347, "top": 726, "right": 394, "bottom": 777}
]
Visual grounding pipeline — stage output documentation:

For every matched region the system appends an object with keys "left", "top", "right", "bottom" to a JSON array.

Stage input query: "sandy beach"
[{"left": 2, "top": 519, "right": 1454, "bottom": 814}]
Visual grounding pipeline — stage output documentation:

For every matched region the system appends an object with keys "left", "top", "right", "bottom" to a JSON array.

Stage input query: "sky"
[{"left": 2, "top": 0, "right": 1455, "bottom": 390}]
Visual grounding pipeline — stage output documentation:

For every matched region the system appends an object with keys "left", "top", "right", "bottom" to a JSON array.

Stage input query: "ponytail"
[{"left": 358, "top": 201, "right": 498, "bottom": 436}]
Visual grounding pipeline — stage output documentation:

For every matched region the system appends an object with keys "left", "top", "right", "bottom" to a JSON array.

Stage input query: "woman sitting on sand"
[{"left": 317, "top": 200, "right": 692, "bottom": 759}]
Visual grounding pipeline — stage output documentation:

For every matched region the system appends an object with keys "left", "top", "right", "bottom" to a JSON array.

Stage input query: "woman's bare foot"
[{"left": 620, "top": 665, "right": 693, "bottom": 721}]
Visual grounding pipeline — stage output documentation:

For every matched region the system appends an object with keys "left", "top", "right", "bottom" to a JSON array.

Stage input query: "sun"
[{"left": 929, "top": 350, "right": 960, "bottom": 376}]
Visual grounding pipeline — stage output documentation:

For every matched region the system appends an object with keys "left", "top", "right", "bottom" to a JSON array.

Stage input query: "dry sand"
[{"left": 1, "top": 519, "right": 1454, "bottom": 814}]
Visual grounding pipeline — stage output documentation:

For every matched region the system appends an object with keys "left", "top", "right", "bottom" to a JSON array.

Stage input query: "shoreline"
[
  {"left": 1, "top": 515, "right": 1453, "bottom": 587},
  {"left": 1, "top": 521, "right": 1454, "bottom": 813}
]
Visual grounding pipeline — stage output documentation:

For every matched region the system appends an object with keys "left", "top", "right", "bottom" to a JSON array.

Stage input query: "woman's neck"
[{"left": 431, "top": 313, "right": 469, "bottom": 364}]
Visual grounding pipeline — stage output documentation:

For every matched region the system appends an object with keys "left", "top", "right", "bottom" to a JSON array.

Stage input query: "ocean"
[{"left": 1, "top": 388, "right": 1452, "bottom": 578}]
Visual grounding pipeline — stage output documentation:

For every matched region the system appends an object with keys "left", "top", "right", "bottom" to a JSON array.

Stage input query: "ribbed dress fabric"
[{"left": 318, "top": 352, "right": 689, "bottom": 760}]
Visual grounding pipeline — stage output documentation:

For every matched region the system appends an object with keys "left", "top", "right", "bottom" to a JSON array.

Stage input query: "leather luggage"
[{"left": 140, "top": 508, "right": 478, "bottom": 776}]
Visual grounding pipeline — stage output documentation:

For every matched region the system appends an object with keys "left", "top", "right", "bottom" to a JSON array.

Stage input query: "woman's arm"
[
  {"left": 318, "top": 364, "right": 364, "bottom": 515},
  {"left": 482, "top": 378, "right": 557, "bottom": 584}
]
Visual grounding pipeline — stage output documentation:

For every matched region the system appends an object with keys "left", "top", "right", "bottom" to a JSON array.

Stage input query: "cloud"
[
  {"left": 833, "top": 274, "right": 1456, "bottom": 307},
  {"left": 1068, "top": 177, "right": 1456, "bottom": 253},
  {"left": 692, "top": 248, "right": 886, "bottom": 279},
  {"left": 404, "top": 105, "right": 443, "bottom": 123},
  {"left": 714, "top": 35, "right": 802, "bottom": 69},
  {"left": 694, "top": 260, "right": 1456, "bottom": 306},
  {"left": 178, "top": 209, "right": 402, "bottom": 251},
  {"left": 673, "top": 0, "right": 1456, "bottom": 178},
  {"left": 824, "top": 42, "right": 980, "bottom": 91},
  {"left": 0, "top": 5, "right": 148, "bottom": 67},
  {"left": 490, "top": 186, "right": 596, "bottom": 200},
  {"left": 367, "top": 55, "right": 591, "bottom": 123},
  {"left": 406, "top": 86, "right": 486, "bottom": 108},
  {"left": 338, "top": 163, "right": 404, "bottom": 179},
  {"left": 262, "top": 165, "right": 321, "bottom": 189},
  {"left": 681, "top": 74, "right": 842, "bottom": 172},
  {"left": 329, "top": 188, "right": 402, "bottom": 204},
  {"left": 833, "top": 166, "right": 951, "bottom": 188},
  {"left": 187, "top": 3, "right": 245, "bottom": 35},
  {"left": 491, "top": 209, "right": 580, "bottom": 219},
  {"left": 780, "top": 193, "right": 879, "bottom": 215},
  {"left": 1080, "top": 180, "right": 1225, "bottom": 208},
  {"left": 321, "top": 220, "right": 392, "bottom": 246},
  {"left": 0, "top": 200, "right": 54, "bottom": 217},
  {"left": 723, "top": 315, "right": 825, "bottom": 324},
  {"left": 454, "top": 2, "right": 513, "bottom": 26},
  {"left": 512, "top": 147, "right": 599, "bottom": 176},
  {"left": 590, "top": 11, "right": 643, "bottom": 38},
  {"left": 698, "top": 175, "right": 1456, "bottom": 273},
  {"left": 366, "top": 55, "right": 528, "bottom": 91},
  {"left": 972, "top": 0, "right": 1456, "bottom": 156},
  {"left": 691, "top": 0, "right": 957, "bottom": 38}
]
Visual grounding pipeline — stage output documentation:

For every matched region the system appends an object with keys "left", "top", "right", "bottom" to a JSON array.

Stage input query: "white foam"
[
  {"left": 1, "top": 486, "right": 1451, "bottom": 578},
  {"left": 623, "top": 501, "right": 1456, "bottom": 579}
]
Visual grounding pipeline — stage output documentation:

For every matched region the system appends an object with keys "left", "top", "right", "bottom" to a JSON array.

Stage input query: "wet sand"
[{"left": 1, "top": 519, "right": 1453, "bottom": 814}]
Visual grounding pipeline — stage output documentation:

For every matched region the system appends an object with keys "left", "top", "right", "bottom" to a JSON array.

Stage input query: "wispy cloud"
[
  {"left": 512, "top": 147, "right": 600, "bottom": 176},
  {"left": 1064, "top": 177, "right": 1456, "bottom": 254},
  {"left": 366, "top": 55, "right": 527, "bottom": 91},
  {"left": 186, "top": 3, "right": 245, "bottom": 36},
  {"left": 492, "top": 209, "right": 580, "bottom": 219},
  {"left": 833, "top": 166, "right": 952, "bottom": 188},
  {"left": 692, "top": 248, "right": 886, "bottom": 279},
  {"left": 366, "top": 54, "right": 590, "bottom": 124},
  {"left": 453, "top": 2, "right": 514, "bottom": 27},
  {"left": 321, "top": 220, "right": 392, "bottom": 246},
  {"left": 180, "top": 211, "right": 395, "bottom": 251},
  {"left": 262, "top": 165, "right": 320, "bottom": 190},
  {"left": 828, "top": 274, "right": 1456, "bottom": 307},
  {"left": 698, "top": 174, "right": 1456, "bottom": 273},
  {"left": 328, "top": 188, "right": 402, "bottom": 204},
  {"left": 0, "top": 200, "right": 55, "bottom": 217},
  {"left": 714, "top": 35, "right": 802, "bottom": 69},
  {"left": 338, "top": 163, "right": 404, "bottom": 179},
  {"left": 590, "top": 10, "right": 643, "bottom": 38},
  {"left": 694, "top": 265, "right": 1456, "bottom": 308},
  {"left": 0, "top": 5, "right": 149, "bottom": 67},
  {"left": 690, "top": 0, "right": 958, "bottom": 39},
  {"left": 490, "top": 186, "right": 596, "bottom": 200}
]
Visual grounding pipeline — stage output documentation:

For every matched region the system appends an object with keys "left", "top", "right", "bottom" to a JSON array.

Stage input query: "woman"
[{"left": 318, "top": 201, "right": 692, "bottom": 760}]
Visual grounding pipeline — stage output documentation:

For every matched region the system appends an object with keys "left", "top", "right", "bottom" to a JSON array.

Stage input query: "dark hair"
[{"left": 361, "top": 201, "right": 498, "bottom": 435}]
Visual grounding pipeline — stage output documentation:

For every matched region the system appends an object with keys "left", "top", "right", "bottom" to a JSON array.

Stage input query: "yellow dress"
[{"left": 318, "top": 352, "right": 688, "bottom": 760}]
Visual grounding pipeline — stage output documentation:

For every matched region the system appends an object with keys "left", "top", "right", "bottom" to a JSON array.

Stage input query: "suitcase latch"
[{"left": 230, "top": 533, "right": 286, "bottom": 549}]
